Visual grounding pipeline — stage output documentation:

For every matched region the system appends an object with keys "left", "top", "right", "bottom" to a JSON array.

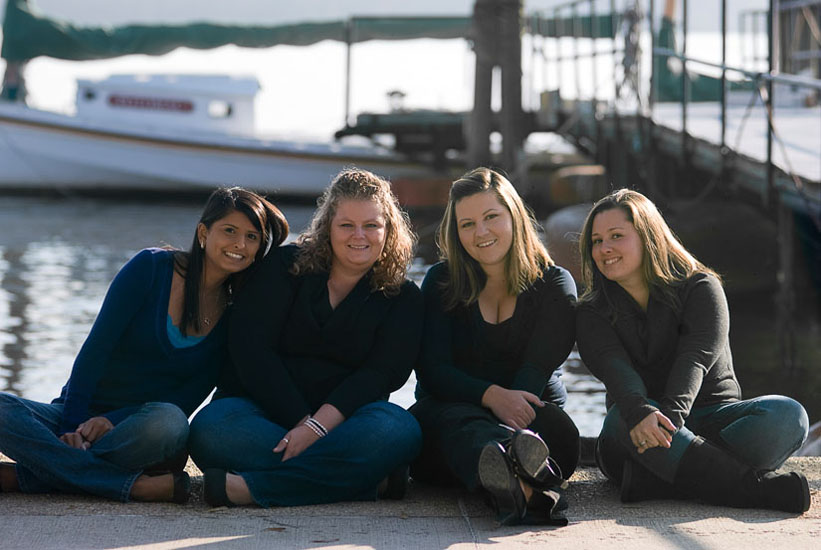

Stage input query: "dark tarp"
[{"left": 1, "top": 0, "right": 471, "bottom": 62}]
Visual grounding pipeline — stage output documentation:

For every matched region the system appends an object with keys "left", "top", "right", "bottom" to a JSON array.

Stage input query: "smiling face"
[
  {"left": 590, "top": 207, "right": 646, "bottom": 291},
  {"left": 454, "top": 191, "right": 514, "bottom": 272},
  {"left": 198, "top": 209, "right": 262, "bottom": 279},
  {"left": 329, "top": 198, "right": 387, "bottom": 276}
]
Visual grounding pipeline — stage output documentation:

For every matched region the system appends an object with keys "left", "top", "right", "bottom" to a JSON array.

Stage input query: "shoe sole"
[
  {"left": 510, "top": 430, "right": 549, "bottom": 479},
  {"left": 478, "top": 443, "right": 524, "bottom": 525},
  {"left": 511, "top": 430, "right": 566, "bottom": 489}
]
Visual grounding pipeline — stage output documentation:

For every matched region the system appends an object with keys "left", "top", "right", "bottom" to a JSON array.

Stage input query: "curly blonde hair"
[{"left": 291, "top": 168, "right": 416, "bottom": 294}]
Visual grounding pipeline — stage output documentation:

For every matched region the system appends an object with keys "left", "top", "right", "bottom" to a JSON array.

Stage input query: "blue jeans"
[
  {"left": 597, "top": 395, "right": 809, "bottom": 484},
  {"left": 0, "top": 393, "right": 190, "bottom": 501},
  {"left": 189, "top": 397, "right": 422, "bottom": 507}
]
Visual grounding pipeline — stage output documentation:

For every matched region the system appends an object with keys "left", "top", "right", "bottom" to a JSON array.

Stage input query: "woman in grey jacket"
[{"left": 576, "top": 189, "right": 810, "bottom": 513}]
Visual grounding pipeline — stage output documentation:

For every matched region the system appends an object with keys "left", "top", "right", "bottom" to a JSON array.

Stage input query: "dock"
[{"left": 1, "top": 454, "right": 818, "bottom": 549}]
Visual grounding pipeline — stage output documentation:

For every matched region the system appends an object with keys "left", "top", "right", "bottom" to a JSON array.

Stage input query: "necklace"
[{"left": 200, "top": 284, "right": 231, "bottom": 328}]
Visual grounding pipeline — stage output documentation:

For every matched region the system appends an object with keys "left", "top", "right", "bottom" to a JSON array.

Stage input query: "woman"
[
  {"left": 576, "top": 189, "right": 810, "bottom": 513},
  {"left": 189, "top": 168, "right": 424, "bottom": 507},
  {"left": 0, "top": 187, "right": 288, "bottom": 502},
  {"left": 410, "top": 168, "right": 580, "bottom": 526}
]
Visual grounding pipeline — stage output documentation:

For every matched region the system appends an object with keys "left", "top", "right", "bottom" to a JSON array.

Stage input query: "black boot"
[
  {"left": 507, "top": 429, "right": 568, "bottom": 491},
  {"left": 674, "top": 436, "right": 811, "bottom": 513},
  {"left": 620, "top": 460, "right": 690, "bottom": 503}
]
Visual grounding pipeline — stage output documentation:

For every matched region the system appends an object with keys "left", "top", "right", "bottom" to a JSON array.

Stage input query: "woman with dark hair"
[
  {"left": 0, "top": 187, "right": 288, "bottom": 502},
  {"left": 576, "top": 188, "right": 810, "bottom": 513},
  {"left": 410, "top": 167, "right": 580, "bottom": 526},
  {"left": 189, "top": 168, "right": 423, "bottom": 507}
]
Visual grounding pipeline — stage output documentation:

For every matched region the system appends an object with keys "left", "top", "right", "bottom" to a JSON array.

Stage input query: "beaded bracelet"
[{"left": 303, "top": 416, "right": 328, "bottom": 438}]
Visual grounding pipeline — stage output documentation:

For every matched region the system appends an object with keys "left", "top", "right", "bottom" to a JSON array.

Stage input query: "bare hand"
[
  {"left": 76, "top": 416, "right": 114, "bottom": 444},
  {"left": 272, "top": 424, "right": 320, "bottom": 461},
  {"left": 630, "top": 411, "right": 676, "bottom": 454},
  {"left": 482, "top": 385, "right": 544, "bottom": 430},
  {"left": 59, "top": 432, "right": 90, "bottom": 450}
]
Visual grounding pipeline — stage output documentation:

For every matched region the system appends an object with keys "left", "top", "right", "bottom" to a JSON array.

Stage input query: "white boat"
[{"left": 0, "top": 73, "right": 438, "bottom": 197}]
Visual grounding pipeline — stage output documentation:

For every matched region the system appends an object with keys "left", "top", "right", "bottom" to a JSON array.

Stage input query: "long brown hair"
[
  {"left": 437, "top": 167, "right": 553, "bottom": 309},
  {"left": 291, "top": 167, "right": 416, "bottom": 294},
  {"left": 578, "top": 188, "right": 718, "bottom": 311},
  {"left": 176, "top": 187, "right": 289, "bottom": 335}
]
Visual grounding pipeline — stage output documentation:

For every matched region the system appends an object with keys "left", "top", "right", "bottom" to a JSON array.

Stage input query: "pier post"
[
  {"left": 499, "top": 0, "right": 524, "bottom": 173},
  {"left": 467, "top": 0, "right": 524, "bottom": 172},
  {"left": 777, "top": 202, "right": 797, "bottom": 373}
]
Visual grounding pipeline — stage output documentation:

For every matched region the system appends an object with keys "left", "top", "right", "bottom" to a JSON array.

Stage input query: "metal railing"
[{"left": 528, "top": 0, "right": 821, "bottom": 214}]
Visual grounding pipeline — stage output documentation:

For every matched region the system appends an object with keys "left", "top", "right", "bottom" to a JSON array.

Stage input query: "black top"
[
  {"left": 415, "top": 261, "right": 577, "bottom": 405},
  {"left": 220, "top": 244, "right": 424, "bottom": 428},
  {"left": 576, "top": 272, "right": 741, "bottom": 430}
]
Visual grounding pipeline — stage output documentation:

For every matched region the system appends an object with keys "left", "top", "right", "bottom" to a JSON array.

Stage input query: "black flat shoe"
[
  {"left": 202, "top": 468, "right": 234, "bottom": 507},
  {"left": 378, "top": 464, "right": 410, "bottom": 500},
  {"left": 478, "top": 442, "right": 526, "bottom": 525},
  {"left": 509, "top": 430, "right": 567, "bottom": 490},
  {"left": 171, "top": 471, "right": 191, "bottom": 504},
  {"left": 0, "top": 462, "right": 19, "bottom": 493}
]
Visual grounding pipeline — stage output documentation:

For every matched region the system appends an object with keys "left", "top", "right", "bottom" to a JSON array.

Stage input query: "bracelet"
[{"left": 303, "top": 416, "right": 328, "bottom": 438}]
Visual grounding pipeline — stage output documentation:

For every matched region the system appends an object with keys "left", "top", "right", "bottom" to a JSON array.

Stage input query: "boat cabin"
[{"left": 75, "top": 74, "right": 259, "bottom": 135}]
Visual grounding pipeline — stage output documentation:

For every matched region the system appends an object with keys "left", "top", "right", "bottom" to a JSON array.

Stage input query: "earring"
[{"left": 200, "top": 240, "right": 205, "bottom": 249}]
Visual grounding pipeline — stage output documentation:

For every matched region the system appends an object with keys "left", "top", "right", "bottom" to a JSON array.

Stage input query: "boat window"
[
  {"left": 208, "top": 100, "right": 233, "bottom": 119},
  {"left": 82, "top": 89, "right": 96, "bottom": 101}
]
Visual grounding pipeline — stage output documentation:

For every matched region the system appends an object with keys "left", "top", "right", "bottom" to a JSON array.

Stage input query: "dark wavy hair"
[
  {"left": 437, "top": 167, "right": 553, "bottom": 309},
  {"left": 175, "top": 187, "right": 289, "bottom": 335},
  {"left": 291, "top": 168, "right": 416, "bottom": 295}
]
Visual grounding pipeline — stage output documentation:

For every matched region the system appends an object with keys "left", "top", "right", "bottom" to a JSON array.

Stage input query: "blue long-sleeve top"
[
  {"left": 415, "top": 261, "right": 577, "bottom": 406},
  {"left": 52, "top": 248, "right": 227, "bottom": 434},
  {"left": 220, "top": 244, "right": 424, "bottom": 429}
]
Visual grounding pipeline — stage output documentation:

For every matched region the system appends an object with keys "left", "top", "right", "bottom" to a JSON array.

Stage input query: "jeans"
[
  {"left": 597, "top": 395, "right": 809, "bottom": 484},
  {"left": 410, "top": 397, "right": 581, "bottom": 490},
  {"left": 0, "top": 392, "right": 190, "bottom": 501},
  {"left": 189, "top": 397, "right": 422, "bottom": 507}
]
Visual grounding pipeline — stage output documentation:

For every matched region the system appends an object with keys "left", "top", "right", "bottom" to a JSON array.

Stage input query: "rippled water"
[{"left": 0, "top": 196, "right": 605, "bottom": 436}]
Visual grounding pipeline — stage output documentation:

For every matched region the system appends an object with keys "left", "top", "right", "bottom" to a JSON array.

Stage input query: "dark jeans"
[
  {"left": 189, "top": 397, "right": 422, "bottom": 507},
  {"left": 0, "top": 393, "right": 189, "bottom": 501},
  {"left": 596, "top": 395, "right": 810, "bottom": 484},
  {"left": 409, "top": 397, "right": 580, "bottom": 490}
]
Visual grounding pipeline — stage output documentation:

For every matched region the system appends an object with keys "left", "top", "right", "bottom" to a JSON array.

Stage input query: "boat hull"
[{"left": 0, "top": 104, "right": 437, "bottom": 198}]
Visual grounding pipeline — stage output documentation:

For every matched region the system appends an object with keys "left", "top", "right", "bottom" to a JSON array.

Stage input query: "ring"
[
  {"left": 282, "top": 437, "right": 290, "bottom": 444},
  {"left": 639, "top": 440, "right": 647, "bottom": 447}
]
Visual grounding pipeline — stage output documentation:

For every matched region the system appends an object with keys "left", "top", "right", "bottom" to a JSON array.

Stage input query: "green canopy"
[{"left": 1, "top": 0, "right": 471, "bottom": 62}]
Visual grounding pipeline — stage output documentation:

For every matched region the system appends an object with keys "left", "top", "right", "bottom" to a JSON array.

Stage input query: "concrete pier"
[{"left": 1, "top": 454, "right": 818, "bottom": 549}]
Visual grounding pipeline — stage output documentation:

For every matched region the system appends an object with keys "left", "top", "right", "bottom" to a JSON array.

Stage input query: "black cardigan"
[
  {"left": 220, "top": 244, "right": 423, "bottom": 428},
  {"left": 415, "top": 261, "right": 577, "bottom": 405},
  {"left": 576, "top": 272, "right": 741, "bottom": 430}
]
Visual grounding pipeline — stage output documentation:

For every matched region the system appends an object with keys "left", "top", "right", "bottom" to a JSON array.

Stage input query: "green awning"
[{"left": 1, "top": 0, "right": 471, "bottom": 62}]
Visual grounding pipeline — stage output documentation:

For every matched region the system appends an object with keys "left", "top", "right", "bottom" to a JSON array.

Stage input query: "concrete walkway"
[{"left": 1, "top": 455, "right": 818, "bottom": 550}]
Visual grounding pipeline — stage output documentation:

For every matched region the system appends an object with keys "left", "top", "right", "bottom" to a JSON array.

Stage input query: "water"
[{"left": 0, "top": 196, "right": 606, "bottom": 436}]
